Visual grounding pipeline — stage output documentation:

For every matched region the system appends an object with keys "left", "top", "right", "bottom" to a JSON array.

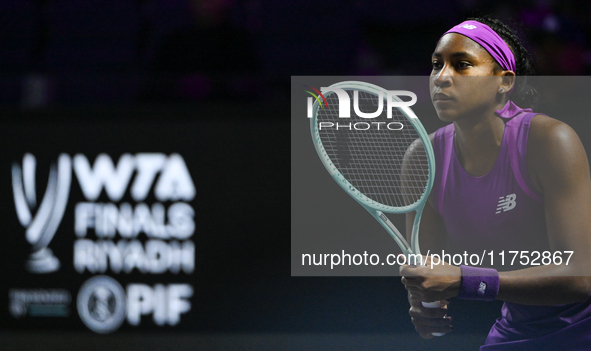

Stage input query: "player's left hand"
[{"left": 400, "top": 255, "right": 462, "bottom": 303}]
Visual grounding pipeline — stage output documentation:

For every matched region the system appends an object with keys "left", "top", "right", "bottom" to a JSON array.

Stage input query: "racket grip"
[
  {"left": 421, "top": 301, "right": 446, "bottom": 337},
  {"left": 410, "top": 262, "right": 446, "bottom": 336},
  {"left": 421, "top": 301, "right": 442, "bottom": 308}
]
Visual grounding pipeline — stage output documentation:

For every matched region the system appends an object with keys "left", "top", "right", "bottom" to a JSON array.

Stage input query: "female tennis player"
[{"left": 400, "top": 17, "right": 591, "bottom": 349}]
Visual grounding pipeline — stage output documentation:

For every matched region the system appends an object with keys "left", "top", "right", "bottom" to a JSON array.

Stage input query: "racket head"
[{"left": 311, "top": 81, "right": 435, "bottom": 214}]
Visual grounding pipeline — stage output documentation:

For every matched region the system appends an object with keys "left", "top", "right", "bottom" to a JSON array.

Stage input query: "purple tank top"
[
  {"left": 432, "top": 101, "right": 591, "bottom": 349},
  {"left": 432, "top": 102, "right": 546, "bottom": 256}
]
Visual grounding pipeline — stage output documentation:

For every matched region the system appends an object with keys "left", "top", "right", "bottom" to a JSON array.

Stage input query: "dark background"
[{"left": 2, "top": 0, "right": 591, "bottom": 350}]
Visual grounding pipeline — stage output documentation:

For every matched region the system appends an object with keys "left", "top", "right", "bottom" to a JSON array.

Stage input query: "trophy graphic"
[{"left": 12, "top": 153, "right": 71, "bottom": 273}]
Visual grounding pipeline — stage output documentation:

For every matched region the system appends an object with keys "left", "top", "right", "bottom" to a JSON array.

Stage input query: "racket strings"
[{"left": 317, "top": 90, "right": 429, "bottom": 208}]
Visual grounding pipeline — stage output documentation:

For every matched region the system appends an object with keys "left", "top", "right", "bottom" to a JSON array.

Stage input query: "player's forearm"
[{"left": 496, "top": 265, "right": 591, "bottom": 305}]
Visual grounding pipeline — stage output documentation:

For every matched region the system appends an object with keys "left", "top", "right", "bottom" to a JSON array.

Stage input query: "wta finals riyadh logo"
[{"left": 12, "top": 153, "right": 71, "bottom": 273}]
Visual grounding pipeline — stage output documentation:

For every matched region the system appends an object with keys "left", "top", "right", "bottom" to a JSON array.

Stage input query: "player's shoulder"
[
  {"left": 428, "top": 132, "right": 436, "bottom": 144},
  {"left": 428, "top": 123, "right": 454, "bottom": 150},
  {"left": 529, "top": 114, "right": 581, "bottom": 152},
  {"left": 428, "top": 125, "right": 449, "bottom": 144},
  {"left": 527, "top": 114, "right": 591, "bottom": 193},
  {"left": 428, "top": 130, "right": 443, "bottom": 150},
  {"left": 528, "top": 114, "right": 587, "bottom": 179}
]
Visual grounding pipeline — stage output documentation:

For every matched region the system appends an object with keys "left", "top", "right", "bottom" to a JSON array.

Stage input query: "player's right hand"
[{"left": 407, "top": 292, "right": 453, "bottom": 339}]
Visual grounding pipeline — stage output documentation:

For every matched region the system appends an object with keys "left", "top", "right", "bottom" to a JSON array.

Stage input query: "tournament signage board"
[{"left": 0, "top": 108, "right": 287, "bottom": 334}]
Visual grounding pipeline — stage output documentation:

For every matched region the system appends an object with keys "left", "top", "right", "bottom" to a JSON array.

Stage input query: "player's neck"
[{"left": 453, "top": 113, "right": 505, "bottom": 176}]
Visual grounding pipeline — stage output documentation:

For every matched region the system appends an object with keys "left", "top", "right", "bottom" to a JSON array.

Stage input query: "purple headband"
[{"left": 443, "top": 20, "right": 516, "bottom": 73}]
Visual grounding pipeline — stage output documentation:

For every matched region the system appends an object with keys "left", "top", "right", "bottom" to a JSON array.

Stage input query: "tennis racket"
[{"left": 310, "top": 81, "right": 445, "bottom": 336}]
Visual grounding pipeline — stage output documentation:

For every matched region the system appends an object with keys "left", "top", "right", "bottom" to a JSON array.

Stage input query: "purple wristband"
[{"left": 457, "top": 265, "right": 499, "bottom": 301}]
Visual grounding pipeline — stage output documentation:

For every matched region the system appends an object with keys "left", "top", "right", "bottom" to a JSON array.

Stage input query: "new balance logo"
[
  {"left": 478, "top": 281, "right": 487, "bottom": 295},
  {"left": 496, "top": 193, "right": 517, "bottom": 214}
]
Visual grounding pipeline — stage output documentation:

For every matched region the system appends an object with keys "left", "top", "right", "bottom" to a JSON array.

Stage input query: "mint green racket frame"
[{"left": 310, "top": 81, "right": 436, "bottom": 257}]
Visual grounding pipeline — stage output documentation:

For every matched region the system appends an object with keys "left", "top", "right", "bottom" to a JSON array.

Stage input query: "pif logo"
[{"left": 305, "top": 84, "right": 417, "bottom": 119}]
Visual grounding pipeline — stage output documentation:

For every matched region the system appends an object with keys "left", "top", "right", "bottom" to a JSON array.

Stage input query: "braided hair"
[{"left": 468, "top": 17, "right": 539, "bottom": 108}]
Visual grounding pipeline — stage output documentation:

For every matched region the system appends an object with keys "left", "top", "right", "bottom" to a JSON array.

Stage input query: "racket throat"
[
  {"left": 407, "top": 254, "right": 424, "bottom": 266},
  {"left": 377, "top": 211, "right": 411, "bottom": 254}
]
